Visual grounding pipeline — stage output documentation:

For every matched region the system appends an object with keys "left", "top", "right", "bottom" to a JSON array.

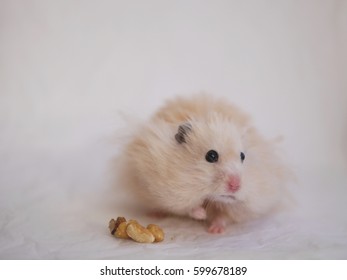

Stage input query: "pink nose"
[{"left": 227, "top": 175, "right": 241, "bottom": 193}]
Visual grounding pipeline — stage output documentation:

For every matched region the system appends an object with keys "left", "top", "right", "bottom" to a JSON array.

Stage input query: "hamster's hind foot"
[{"left": 208, "top": 217, "right": 226, "bottom": 234}]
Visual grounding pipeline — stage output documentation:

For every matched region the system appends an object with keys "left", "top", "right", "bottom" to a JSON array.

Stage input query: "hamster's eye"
[
  {"left": 205, "top": 150, "right": 219, "bottom": 163},
  {"left": 240, "top": 152, "right": 245, "bottom": 163}
]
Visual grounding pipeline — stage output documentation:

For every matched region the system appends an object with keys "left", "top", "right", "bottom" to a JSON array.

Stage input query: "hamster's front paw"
[
  {"left": 189, "top": 206, "right": 207, "bottom": 220},
  {"left": 208, "top": 217, "right": 226, "bottom": 234}
]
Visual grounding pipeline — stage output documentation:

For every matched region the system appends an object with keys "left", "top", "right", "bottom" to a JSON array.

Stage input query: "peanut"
[
  {"left": 109, "top": 217, "right": 127, "bottom": 234},
  {"left": 109, "top": 217, "right": 165, "bottom": 243},
  {"left": 115, "top": 221, "right": 130, "bottom": 239},
  {"left": 109, "top": 217, "right": 130, "bottom": 239},
  {"left": 114, "top": 216, "right": 126, "bottom": 228},
  {"left": 126, "top": 222, "right": 155, "bottom": 243},
  {"left": 147, "top": 224, "right": 164, "bottom": 242}
]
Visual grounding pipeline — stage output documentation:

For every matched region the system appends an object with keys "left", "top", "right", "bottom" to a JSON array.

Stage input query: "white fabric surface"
[{"left": 1, "top": 0, "right": 346, "bottom": 259}]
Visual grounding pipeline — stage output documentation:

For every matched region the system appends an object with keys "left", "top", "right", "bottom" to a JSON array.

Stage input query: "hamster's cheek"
[{"left": 233, "top": 189, "right": 247, "bottom": 202}]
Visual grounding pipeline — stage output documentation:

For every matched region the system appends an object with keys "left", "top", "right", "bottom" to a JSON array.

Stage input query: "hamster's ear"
[{"left": 175, "top": 123, "right": 192, "bottom": 144}]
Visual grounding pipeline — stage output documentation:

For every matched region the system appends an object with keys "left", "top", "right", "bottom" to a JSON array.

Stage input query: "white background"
[{"left": 0, "top": 0, "right": 346, "bottom": 259}]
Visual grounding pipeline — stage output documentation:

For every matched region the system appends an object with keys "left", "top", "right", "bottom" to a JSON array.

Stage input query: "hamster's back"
[{"left": 153, "top": 94, "right": 250, "bottom": 128}]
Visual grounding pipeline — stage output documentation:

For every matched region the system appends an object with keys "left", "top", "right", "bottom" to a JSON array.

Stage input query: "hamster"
[{"left": 119, "top": 94, "right": 289, "bottom": 233}]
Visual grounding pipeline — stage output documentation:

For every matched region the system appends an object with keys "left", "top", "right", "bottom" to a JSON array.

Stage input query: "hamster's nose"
[{"left": 227, "top": 175, "right": 241, "bottom": 193}]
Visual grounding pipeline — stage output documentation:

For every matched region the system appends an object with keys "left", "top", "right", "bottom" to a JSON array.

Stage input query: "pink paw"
[
  {"left": 189, "top": 206, "right": 207, "bottom": 220},
  {"left": 208, "top": 218, "right": 226, "bottom": 234},
  {"left": 208, "top": 224, "right": 225, "bottom": 234}
]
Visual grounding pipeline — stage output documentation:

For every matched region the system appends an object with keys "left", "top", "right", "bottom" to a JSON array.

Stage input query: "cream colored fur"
[{"left": 120, "top": 94, "right": 289, "bottom": 232}]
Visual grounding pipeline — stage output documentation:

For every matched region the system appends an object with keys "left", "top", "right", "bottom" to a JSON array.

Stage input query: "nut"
[
  {"left": 108, "top": 217, "right": 165, "bottom": 243},
  {"left": 126, "top": 223, "right": 155, "bottom": 243},
  {"left": 109, "top": 217, "right": 127, "bottom": 235},
  {"left": 115, "top": 221, "right": 130, "bottom": 239},
  {"left": 147, "top": 224, "right": 164, "bottom": 242},
  {"left": 109, "top": 219, "right": 117, "bottom": 234},
  {"left": 115, "top": 216, "right": 126, "bottom": 228},
  {"left": 109, "top": 217, "right": 129, "bottom": 239}
]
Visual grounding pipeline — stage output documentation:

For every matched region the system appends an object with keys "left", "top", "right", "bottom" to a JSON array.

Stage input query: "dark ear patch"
[{"left": 175, "top": 123, "right": 192, "bottom": 144}]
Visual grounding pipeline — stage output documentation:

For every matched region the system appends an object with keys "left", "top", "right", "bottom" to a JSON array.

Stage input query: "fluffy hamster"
[{"left": 120, "top": 94, "right": 289, "bottom": 233}]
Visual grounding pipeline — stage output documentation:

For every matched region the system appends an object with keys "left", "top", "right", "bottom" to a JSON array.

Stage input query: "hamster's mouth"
[
  {"left": 214, "top": 194, "right": 237, "bottom": 204},
  {"left": 220, "top": 195, "right": 236, "bottom": 200},
  {"left": 206, "top": 194, "right": 237, "bottom": 205}
]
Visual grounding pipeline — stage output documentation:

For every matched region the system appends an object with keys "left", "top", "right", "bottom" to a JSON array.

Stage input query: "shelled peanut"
[{"left": 108, "top": 217, "right": 164, "bottom": 243}]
